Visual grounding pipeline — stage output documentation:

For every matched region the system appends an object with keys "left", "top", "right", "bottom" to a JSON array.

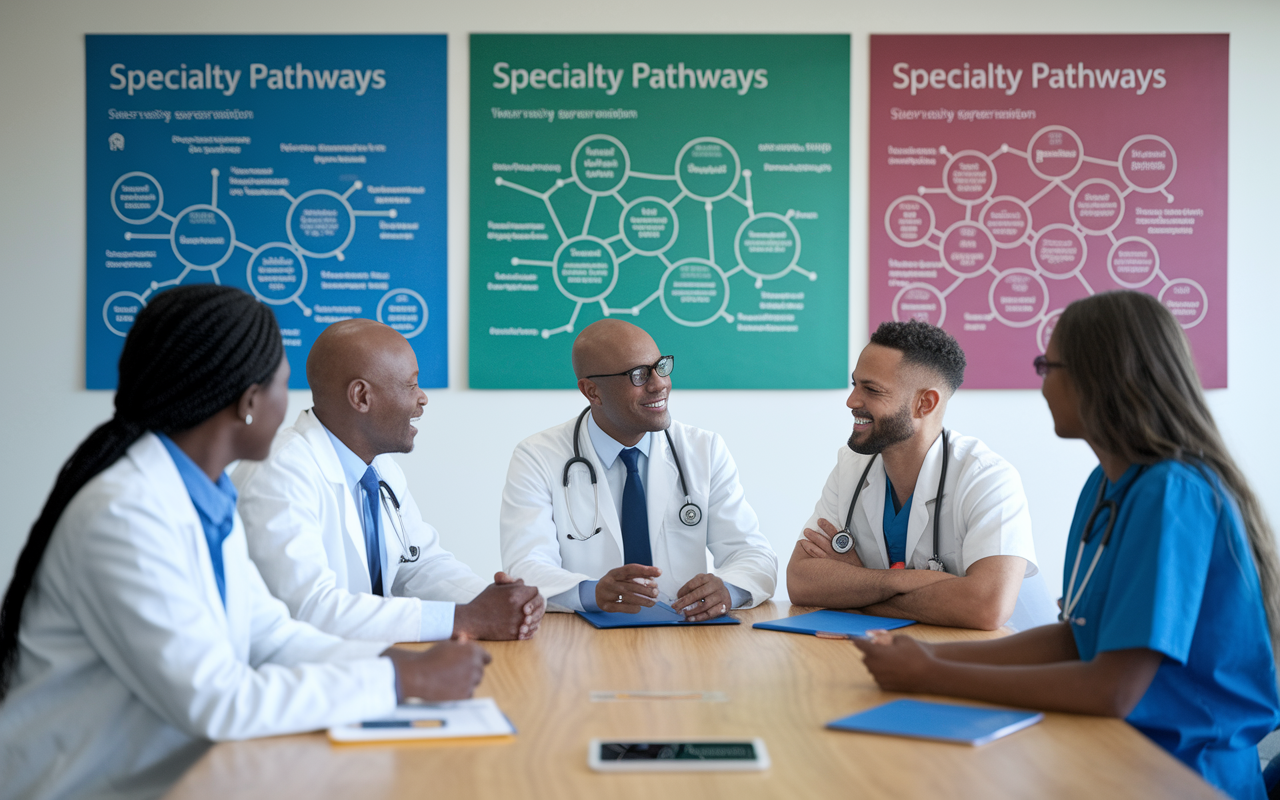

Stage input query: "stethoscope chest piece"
[
  {"left": 679, "top": 502, "right": 702, "bottom": 526},
  {"left": 832, "top": 530, "right": 854, "bottom": 554}
]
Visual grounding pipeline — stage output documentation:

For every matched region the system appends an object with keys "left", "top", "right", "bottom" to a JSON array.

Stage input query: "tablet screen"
[{"left": 598, "top": 742, "right": 758, "bottom": 761}]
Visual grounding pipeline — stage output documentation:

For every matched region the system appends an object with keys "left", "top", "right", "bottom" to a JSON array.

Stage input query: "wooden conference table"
[{"left": 166, "top": 602, "right": 1217, "bottom": 799}]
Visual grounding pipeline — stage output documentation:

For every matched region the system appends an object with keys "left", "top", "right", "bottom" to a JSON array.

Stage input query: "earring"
[{"left": 245, "top": 414, "right": 253, "bottom": 425}]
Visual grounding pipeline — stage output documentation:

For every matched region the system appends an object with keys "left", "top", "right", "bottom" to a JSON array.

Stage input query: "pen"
[
  {"left": 358, "top": 718, "right": 446, "bottom": 729},
  {"left": 815, "top": 631, "right": 871, "bottom": 640}
]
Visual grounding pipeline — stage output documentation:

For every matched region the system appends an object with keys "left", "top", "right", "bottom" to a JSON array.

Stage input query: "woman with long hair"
[
  {"left": 0, "top": 285, "right": 489, "bottom": 800},
  {"left": 854, "top": 291, "right": 1280, "bottom": 799}
]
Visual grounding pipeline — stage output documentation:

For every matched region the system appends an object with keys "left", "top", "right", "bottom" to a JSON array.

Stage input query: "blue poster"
[{"left": 86, "top": 35, "right": 448, "bottom": 389}]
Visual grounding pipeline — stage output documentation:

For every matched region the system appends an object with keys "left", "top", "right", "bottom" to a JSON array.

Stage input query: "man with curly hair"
[{"left": 787, "top": 320, "right": 1056, "bottom": 631}]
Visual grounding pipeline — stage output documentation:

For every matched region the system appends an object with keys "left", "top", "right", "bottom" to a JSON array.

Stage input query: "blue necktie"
[
  {"left": 618, "top": 447, "right": 652, "bottom": 566},
  {"left": 358, "top": 467, "right": 384, "bottom": 596}
]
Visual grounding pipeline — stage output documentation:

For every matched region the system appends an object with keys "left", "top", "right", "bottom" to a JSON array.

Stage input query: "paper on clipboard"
[{"left": 328, "top": 697, "right": 516, "bottom": 744}]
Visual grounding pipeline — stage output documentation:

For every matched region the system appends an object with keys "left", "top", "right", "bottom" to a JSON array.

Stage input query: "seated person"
[
  {"left": 0, "top": 286, "right": 488, "bottom": 800},
  {"left": 500, "top": 319, "right": 777, "bottom": 619},
  {"left": 788, "top": 320, "right": 1056, "bottom": 631},
  {"left": 855, "top": 292, "right": 1280, "bottom": 800},
  {"left": 234, "top": 319, "right": 544, "bottom": 643}
]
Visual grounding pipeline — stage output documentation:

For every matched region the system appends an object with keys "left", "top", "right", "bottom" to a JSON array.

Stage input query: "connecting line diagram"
[
  {"left": 102, "top": 169, "right": 429, "bottom": 338},
  {"left": 884, "top": 124, "right": 1205, "bottom": 350},
  {"left": 494, "top": 134, "right": 817, "bottom": 338}
]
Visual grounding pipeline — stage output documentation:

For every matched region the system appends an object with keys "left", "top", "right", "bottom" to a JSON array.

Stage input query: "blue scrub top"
[
  {"left": 1064, "top": 461, "right": 1280, "bottom": 800},
  {"left": 883, "top": 478, "right": 913, "bottom": 565}
]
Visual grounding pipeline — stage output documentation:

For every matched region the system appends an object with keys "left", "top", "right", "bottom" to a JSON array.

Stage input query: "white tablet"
[{"left": 587, "top": 738, "right": 770, "bottom": 772}]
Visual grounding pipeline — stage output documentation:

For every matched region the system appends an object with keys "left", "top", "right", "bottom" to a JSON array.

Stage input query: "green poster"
[{"left": 470, "top": 34, "right": 849, "bottom": 389}]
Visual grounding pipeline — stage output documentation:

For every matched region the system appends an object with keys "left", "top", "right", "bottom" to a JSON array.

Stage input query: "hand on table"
[
  {"left": 674, "top": 573, "right": 732, "bottom": 621},
  {"left": 383, "top": 634, "right": 491, "bottom": 702},
  {"left": 453, "top": 572, "right": 544, "bottom": 640},
  {"left": 800, "top": 518, "right": 864, "bottom": 567},
  {"left": 595, "top": 564, "right": 662, "bottom": 613},
  {"left": 852, "top": 631, "right": 938, "bottom": 693}
]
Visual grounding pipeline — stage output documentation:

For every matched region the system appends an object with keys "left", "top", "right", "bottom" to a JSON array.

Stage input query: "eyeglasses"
[
  {"left": 1033, "top": 355, "right": 1067, "bottom": 377},
  {"left": 586, "top": 355, "right": 675, "bottom": 387}
]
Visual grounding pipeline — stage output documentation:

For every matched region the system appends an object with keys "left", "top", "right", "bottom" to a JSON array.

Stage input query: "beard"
[{"left": 847, "top": 402, "right": 914, "bottom": 455}]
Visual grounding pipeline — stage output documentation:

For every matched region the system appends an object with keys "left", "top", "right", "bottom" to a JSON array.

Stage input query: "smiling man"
[
  {"left": 786, "top": 320, "right": 1056, "bottom": 631},
  {"left": 500, "top": 319, "right": 777, "bottom": 619},
  {"left": 234, "top": 319, "right": 545, "bottom": 643}
]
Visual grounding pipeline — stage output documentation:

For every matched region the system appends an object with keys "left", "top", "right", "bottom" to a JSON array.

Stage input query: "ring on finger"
[{"left": 617, "top": 594, "right": 623, "bottom": 604}]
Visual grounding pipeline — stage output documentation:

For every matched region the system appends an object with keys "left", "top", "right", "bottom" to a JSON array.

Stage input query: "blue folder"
[
  {"left": 576, "top": 601, "right": 741, "bottom": 629},
  {"left": 827, "top": 699, "right": 1043, "bottom": 746},
  {"left": 751, "top": 609, "right": 915, "bottom": 637}
]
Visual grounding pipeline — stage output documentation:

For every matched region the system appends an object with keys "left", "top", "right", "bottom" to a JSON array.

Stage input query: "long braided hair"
[
  {"left": 0, "top": 285, "right": 283, "bottom": 698},
  {"left": 1054, "top": 291, "right": 1280, "bottom": 659}
]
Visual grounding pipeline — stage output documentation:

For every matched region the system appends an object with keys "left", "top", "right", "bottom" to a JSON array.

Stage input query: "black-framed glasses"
[
  {"left": 586, "top": 355, "right": 675, "bottom": 387},
  {"left": 1033, "top": 355, "right": 1067, "bottom": 377}
]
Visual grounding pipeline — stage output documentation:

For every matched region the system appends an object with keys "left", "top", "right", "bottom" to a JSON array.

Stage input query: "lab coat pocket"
[{"left": 659, "top": 499, "right": 709, "bottom": 578}]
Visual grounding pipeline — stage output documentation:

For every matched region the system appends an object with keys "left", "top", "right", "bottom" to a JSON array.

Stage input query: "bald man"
[
  {"left": 500, "top": 320, "right": 777, "bottom": 619},
  {"left": 234, "top": 320, "right": 545, "bottom": 643}
]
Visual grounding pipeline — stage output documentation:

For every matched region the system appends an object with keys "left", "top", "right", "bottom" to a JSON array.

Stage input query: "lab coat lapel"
[
  {"left": 859, "top": 458, "right": 891, "bottom": 568},
  {"left": 904, "top": 433, "right": 947, "bottom": 565},
  {"left": 578, "top": 426, "right": 625, "bottom": 560},
  {"left": 299, "top": 410, "right": 373, "bottom": 582},
  {"left": 644, "top": 430, "right": 678, "bottom": 547},
  {"left": 136, "top": 433, "right": 230, "bottom": 630}
]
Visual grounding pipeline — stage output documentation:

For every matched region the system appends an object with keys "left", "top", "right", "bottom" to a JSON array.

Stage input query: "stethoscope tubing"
[
  {"left": 837, "top": 430, "right": 949, "bottom": 570},
  {"left": 377, "top": 479, "right": 420, "bottom": 564},
  {"left": 1059, "top": 467, "right": 1145, "bottom": 624},
  {"left": 563, "top": 407, "right": 701, "bottom": 541}
]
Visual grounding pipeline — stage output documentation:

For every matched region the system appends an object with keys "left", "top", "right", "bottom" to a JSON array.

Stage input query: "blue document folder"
[
  {"left": 827, "top": 699, "right": 1044, "bottom": 746},
  {"left": 576, "top": 602, "right": 741, "bottom": 629},
  {"left": 751, "top": 609, "right": 915, "bottom": 637}
]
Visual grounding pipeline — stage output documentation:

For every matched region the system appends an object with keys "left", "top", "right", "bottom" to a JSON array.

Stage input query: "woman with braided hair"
[{"left": 0, "top": 285, "right": 489, "bottom": 800}]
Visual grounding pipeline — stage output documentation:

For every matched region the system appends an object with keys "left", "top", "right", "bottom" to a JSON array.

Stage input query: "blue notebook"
[
  {"left": 752, "top": 609, "right": 915, "bottom": 637},
  {"left": 827, "top": 699, "right": 1043, "bottom": 746},
  {"left": 576, "top": 601, "right": 741, "bottom": 629}
]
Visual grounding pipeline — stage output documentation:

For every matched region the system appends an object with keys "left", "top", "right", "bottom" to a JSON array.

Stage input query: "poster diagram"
[
  {"left": 495, "top": 133, "right": 814, "bottom": 337},
  {"left": 870, "top": 35, "right": 1227, "bottom": 388},
  {"left": 104, "top": 169, "right": 422, "bottom": 333},
  {"left": 471, "top": 35, "right": 850, "bottom": 389},
  {"left": 86, "top": 35, "right": 447, "bottom": 389}
]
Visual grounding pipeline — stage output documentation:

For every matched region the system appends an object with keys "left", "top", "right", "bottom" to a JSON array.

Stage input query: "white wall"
[{"left": 1, "top": 0, "right": 1276, "bottom": 601}]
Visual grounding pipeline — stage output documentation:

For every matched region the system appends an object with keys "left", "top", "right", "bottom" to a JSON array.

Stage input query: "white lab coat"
[
  {"left": 501, "top": 415, "right": 778, "bottom": 611},
  {"left": 233, "top": 409, "right": 489, "bottom": 643},
  {"left": 0, "top": 433, "right": 396, "bottom": 800},
  {"left": 801, "top": 430, "right": 1058, "bottom": 630}
]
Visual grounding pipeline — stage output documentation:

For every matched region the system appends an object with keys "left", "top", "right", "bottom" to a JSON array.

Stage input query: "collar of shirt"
[
  {"left": 586, "top": 411, "right": 652, "bottom": 469},
  {"left": 156, "top": 433, "right": 238, "bottom": 529},
  {"left": 322, "top": 420, "right": 377, "bottom": 496}
]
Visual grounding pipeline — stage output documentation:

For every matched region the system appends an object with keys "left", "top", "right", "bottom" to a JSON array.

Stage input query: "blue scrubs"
[
  {"left": 883, "top": 479, "right": 913, "bottom": 566},
  {"left": 1064, "top": 461, "right": 1280, "bottom": 800}
]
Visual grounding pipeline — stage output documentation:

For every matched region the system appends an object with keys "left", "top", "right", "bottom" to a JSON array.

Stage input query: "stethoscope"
[
  {"left": 376, "top": 479, "right": 421, "bottom": 563},
  {"left": 1060, "top": 466, "right": 1146, "bottom": 626},
  {"left": 830, "top": 430, "right": 950, "bottom": 573},
  {"left": 562, "top": 406, "right": 703, "bottom": 541}
]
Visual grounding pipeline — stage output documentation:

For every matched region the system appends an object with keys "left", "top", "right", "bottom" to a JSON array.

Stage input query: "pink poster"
[{"left": 869, "top": 35, "right": 1228, "bottom": 388}]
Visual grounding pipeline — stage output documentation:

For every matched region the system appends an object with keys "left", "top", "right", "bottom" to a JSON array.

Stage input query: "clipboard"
[
  {"left": 576, "top": 601, "right": 741, "bottom": 629},
  {"left": 751, "top": 609, "right": 915, "bottom": 637},
  {"left": 826, "top": 698, "right": 1043, "bottom": 746}
]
